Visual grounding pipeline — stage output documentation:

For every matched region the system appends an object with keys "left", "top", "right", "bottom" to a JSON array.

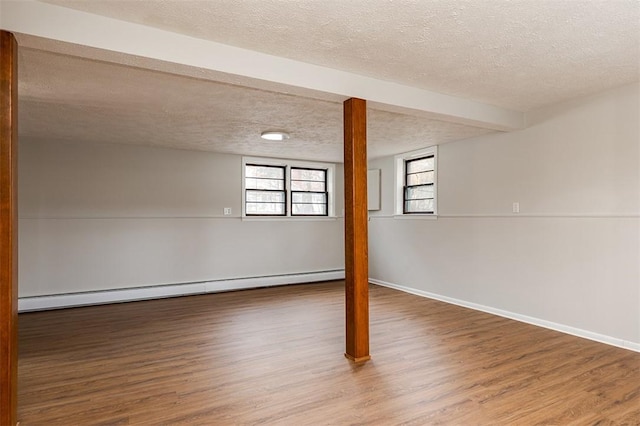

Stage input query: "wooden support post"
[
  {"left": 0, "top": 30, "right": 19, "bottom": 426},
  {"left": 343, "top": 98, "right": 370, "bottom": 363}
]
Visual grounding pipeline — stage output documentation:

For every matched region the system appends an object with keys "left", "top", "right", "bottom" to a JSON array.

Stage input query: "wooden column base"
[{"left": 344, "top": 353, "right": 372, "bottom": 363}]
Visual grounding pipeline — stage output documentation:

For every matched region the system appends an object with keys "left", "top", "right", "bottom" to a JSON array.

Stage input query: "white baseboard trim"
[
  {"left": 369, "top": 278, "right": 640, "bottom": 353},
  {"left": 19, "top": 270, "right": 345, "bottom": 312}
]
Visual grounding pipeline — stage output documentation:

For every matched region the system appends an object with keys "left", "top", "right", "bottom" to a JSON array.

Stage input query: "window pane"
[
  {"left": 246, "top": 190, "right": 285, "bottom": 203},
  {"left": 292, "top": 192, "right": 327, "bottom": 204},
  {"left": 406, "top": 170, "right": 434, "bottom": 186},
  {"left": 291, "top": 180, "right": 326, "bottom": 191},
  {"left": 291, "top": 168, "right": 326, "bottom": 181},
  {"left": 406, "top": 156, "right": 434, "bottom": 174},
  {"left": 245, "top": 177, "right": 285, "bottom": 190},
  {"left": 245, "top": 165, "right": 284, "bottom": 179},
  {"left": 246, "top": 202, "right": 285, "bottom": 215},
  {"left": 292, "top": 203, "right": 327, "bottom": 215},
  {"left": 291, "top": 167, "right": 326, "bottom": 192},
  {"left": 245, "top": 164, "right": 285, "bottom": 192},
  {"left": 405, "top": 185, "right": 434, "bottom": 200},
  {"left": 405, "top": 198, "right": 434, "bottom": 213}
]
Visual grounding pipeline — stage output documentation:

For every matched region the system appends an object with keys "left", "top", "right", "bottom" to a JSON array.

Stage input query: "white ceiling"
[
  {"left": 42, "top": 0, "right": 640, "bottom": 111},
  {"left": 18, "top": 48, "right": 495, "bottom": 162},
  {"left": 12, "top": 0, "right": 640, "bottom": 162}
]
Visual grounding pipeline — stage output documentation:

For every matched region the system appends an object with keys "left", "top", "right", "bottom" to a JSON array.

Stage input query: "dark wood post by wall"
[
  {"left": 343, "top": 97, "right": 370, "bottom": 363},
  {"left": 0, "top": 30, "right": 19, "bottom": 426}
]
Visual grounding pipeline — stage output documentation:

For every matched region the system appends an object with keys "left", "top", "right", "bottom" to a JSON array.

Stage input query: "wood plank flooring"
[{"left": 18, "top": 281, "right": 640, "bottom": 425}]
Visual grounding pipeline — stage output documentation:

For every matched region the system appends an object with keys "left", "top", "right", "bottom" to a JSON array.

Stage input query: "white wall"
[
  {"left": 369, "top": 83, "right": 639, "bottom": 348},
  {"left": 19, "top": 140, "right": 345, "bottom": 297}
]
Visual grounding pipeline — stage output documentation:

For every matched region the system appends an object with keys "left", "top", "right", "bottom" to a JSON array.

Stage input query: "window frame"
[
  {"left": 244, "top": 163, "right": 287, "bottom": 217},
  {"left": 394, "top": 146, "right": 438, "bottom": 217},
  {"left": 242, "top": 156, "right": 336, "bottom": 219},
  {"left": 290, "top": 166, "right": 329, "bottom": 217},
  {"left": 403, "top": 155, "right": 435, "bottom": 214}
]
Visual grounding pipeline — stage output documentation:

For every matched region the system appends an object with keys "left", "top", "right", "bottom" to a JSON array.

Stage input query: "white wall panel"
[
  {"left": 369, "top": 83, "right": 640, "bottom": 346},
  {"left": 19, "top": 140, "right": 344, "bottom": 297}
]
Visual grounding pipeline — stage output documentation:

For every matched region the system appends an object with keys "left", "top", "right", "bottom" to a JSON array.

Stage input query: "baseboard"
[
  {"left": 369, "top": 278, "right": 640, "bottom": 353},
  {"left": 18, "top": 270, "right": 345, "bottom": 312}
]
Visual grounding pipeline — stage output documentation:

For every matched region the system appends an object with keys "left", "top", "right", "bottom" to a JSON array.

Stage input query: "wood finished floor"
[{"left": 18, "top": 281, "right": 639, "bottom": 425}]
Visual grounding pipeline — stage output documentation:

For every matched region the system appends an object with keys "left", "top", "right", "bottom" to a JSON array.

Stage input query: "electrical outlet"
[
  {"left": 512, "top": 202, "right": 520, "bottom": 214},
  {"left": 223, "top": 207, "right": 232, "bottom": 216}
]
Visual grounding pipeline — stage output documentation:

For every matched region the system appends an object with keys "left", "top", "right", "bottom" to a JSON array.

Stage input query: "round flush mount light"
[{"left": 261, "top": 131, "right": 290, "bottom": 141}]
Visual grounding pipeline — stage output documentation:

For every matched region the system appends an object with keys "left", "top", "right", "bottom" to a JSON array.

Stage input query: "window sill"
[
  {"left": 393, "top": 214, "right": 438, "bottom": 220},
  {"left": 242, "top": 216, "right": 340, "bottom": 222}
]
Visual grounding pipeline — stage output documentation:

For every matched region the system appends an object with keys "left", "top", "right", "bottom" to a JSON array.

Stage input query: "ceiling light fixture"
[{"left": 261, "top": 131, "right": 290, "bottom": 141}]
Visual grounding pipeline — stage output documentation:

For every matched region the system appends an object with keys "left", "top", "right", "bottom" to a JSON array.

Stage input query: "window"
[
  {"left": 404, "top": 155, "right": 435, "bottom": 214},
  {"left": 291, "top": 167, "right": 328, "bottom": 216},
  {"left": 395, "top": 146, "right": 437, "bottom": 216},
  {"left": 245, "top": 164, "right": 286, "bottom": 215},
  {"left": 242, "top": 157, "right": 335, "bottom": 218}
]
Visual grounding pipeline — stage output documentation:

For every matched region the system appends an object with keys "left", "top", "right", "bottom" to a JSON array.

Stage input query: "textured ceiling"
[
  {"left": 14, "top": 0, "right": 640, "bottom": 162},
  {"left": 42, "top": 0, "right": 640, "bottom": 111},
  {"left": 19, "top": 49, "right": 494, "bottom": 162}
]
